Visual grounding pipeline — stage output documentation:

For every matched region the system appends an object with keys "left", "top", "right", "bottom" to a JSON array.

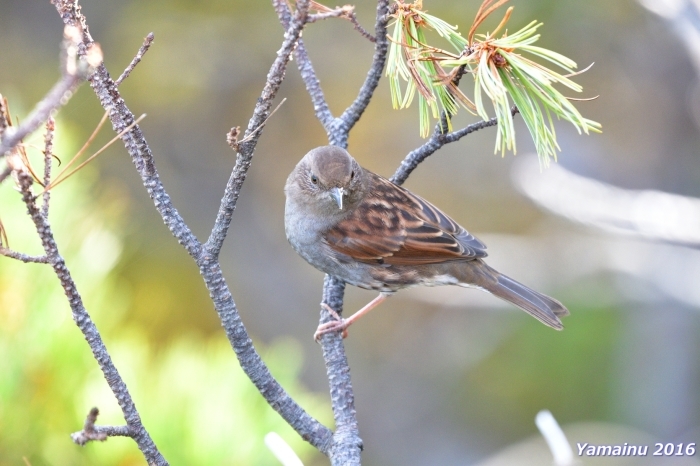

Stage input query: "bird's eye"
[
  {"left": 350, "top": 170, "right": 355, "bottom": 180},
  {"left": 311, "top": 174, "right": 318, "bottom": 184}
]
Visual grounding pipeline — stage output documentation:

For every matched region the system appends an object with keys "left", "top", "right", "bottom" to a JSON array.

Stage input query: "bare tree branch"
[
  {"left": 6, "top": 154, "right": 168, "bottom": 465},
  {"left": 278, "top": 1, "right": 389, "bottom": 462},
  {"left": 116, "top": 32, "right": 155, "bottom": 86},
  {"left": 275, "top": 0, "right": 391, "bottom": 142},
  {"left": 391, "top": 116, "right": 497, "bottom": 185},
  {"left": 53, "top": 0, "right": 334, "bottom": 456},
  {"left": 311, "top": 4, "right": 391, "bottom": 462},
  {"left": 318, "top": 275, "right": 363, "bottom": 464},
  {"left": 198, "top": 259, "right": 333, "bottom": 452},
  {"left": 91, "top": 74, "right": 202, "bottom": 258}
]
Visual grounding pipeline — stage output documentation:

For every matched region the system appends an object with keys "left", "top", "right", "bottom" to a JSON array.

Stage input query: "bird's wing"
[{"left": 323, "top": 174, "right": 487, "bottom": 265}]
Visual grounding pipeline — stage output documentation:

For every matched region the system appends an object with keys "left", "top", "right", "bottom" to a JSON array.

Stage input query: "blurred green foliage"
[
  {"left": 457, "top": 306, "right": 619, "bottom": 444},
  {"left": 0, "top": 122, "right": 330, "bottom": 465}
]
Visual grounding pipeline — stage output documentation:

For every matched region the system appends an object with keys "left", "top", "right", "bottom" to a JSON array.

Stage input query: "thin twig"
[
  {"left": 392, "top": 107, "right": 519, "bottom": 186},
  {"left": 116, "top": 33, "right": 155, "bottom": 86},
  {"left": 347, "top": 10, "right": 376, "bottom": 42},
  {"left": 308, "top": 11, "right": 345, "bottom": 22},
  {"left": 0, "top": 247, "right": 49, "bottom": 264},
  {"left": 307, "top": 5, "right": 376, "bottom": 42},
  {"left": 71, "top": 408, "right": 131, "bottom": 445},
  {"left": 205, "top": 4, "right": 310, "bottom": 257},
  {"left": 0, "top": 26, "right": 99, "bottom": 159},
  {"left": 227, "top": 98, "right": 287, "bottom": 153},
  {"left": 71, "top": 407, "right": 107, "bottom": 445},
  {"left": 274, "top": 0, "right": 334, "bottom": 131},
  {"left": 335, "top": 0, "right": 389, "bottom": 146},
  {"left": 0, "top": 74, "right": 80, "bottom": 158},
  {"left": 41, "top": 118, "right": 55, "bottom": 218},
  {"left": 442, "top": 111, "right": 513, "bottom": 144}
]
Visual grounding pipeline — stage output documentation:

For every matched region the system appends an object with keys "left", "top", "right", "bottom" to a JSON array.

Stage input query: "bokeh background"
[{"left": 1, "top": 0, "right": 700, "bottom": 464}]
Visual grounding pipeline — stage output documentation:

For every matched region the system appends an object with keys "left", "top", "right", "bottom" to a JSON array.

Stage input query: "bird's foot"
[{"left": 314, "top": 303, "right": 349, "bottom": 341}]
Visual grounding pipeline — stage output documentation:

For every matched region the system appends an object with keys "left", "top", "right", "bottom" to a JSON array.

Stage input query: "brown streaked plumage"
[
  {"left": 324, "top": 174, "right": 487, "bottom": 265},
  {"left": 284, "top": 146, "right": 569, "bottom": 340}
]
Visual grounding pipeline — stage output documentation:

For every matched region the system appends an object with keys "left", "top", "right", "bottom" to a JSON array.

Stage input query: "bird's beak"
[{"left": 330, "top": 187, "right": 345, "bottom": 210}]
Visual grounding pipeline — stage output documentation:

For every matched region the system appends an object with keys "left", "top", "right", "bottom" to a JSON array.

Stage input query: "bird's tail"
[{"left": 463, "top": 262, "right": 569, "bottom": 330}]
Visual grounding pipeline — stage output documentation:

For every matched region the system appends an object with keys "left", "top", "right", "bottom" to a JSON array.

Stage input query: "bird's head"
[{"left": 286, "top": 146, "right": 365, "bottom": 214}]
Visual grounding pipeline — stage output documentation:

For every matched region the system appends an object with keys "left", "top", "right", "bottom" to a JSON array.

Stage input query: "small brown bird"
[{"left": 284, "top": 146, "right": 569, "bottom": 340}]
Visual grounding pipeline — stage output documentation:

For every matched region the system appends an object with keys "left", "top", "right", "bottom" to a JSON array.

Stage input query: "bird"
[{"left": 284, "top": 145, "right": 569, "bottom": 340}]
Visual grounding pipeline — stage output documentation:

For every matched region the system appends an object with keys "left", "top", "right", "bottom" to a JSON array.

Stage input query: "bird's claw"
[{"left": 314, "top": 304, "right": 349, "bottom": 341}]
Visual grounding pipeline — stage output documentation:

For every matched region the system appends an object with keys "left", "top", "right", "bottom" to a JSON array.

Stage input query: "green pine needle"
[{"left": 385, "top": 1, "right": 601, "bottom": 162}]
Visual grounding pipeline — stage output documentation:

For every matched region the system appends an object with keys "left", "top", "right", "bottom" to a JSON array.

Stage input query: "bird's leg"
[{"left": 314, "top": 293, "right": 390, "bottom": 341}]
